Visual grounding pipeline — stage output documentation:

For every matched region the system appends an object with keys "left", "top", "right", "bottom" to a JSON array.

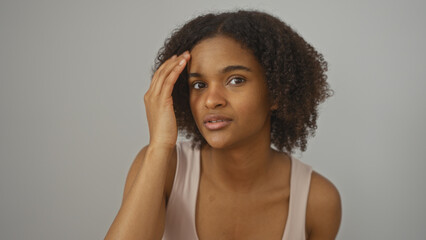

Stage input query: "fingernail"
[{"left": 179, "top": 59, "right": 186, "bottom": 65}]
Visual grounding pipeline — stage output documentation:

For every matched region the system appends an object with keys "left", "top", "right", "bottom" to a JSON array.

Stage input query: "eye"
[
  {"left": 192, "top": 81, "right": 207, "bottom": 89},
  {"left": 228, "top": 77, "right": 246, "bottom": 85}
]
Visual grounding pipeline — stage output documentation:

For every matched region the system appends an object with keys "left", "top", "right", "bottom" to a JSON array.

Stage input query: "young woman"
[{"left": 106, "top": 10, "right": 342, "bottom": 240}]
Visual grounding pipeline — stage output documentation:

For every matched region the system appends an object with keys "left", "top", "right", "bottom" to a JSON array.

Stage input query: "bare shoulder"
[
  {"left": 122, "top": 144, "right": 178, "bottom": 206},
  {"left": 306, "top": 171, "right": 342, "bottom": 240},
  {"left": 121, "top": 145, "right": 149, "bottom": 204}
]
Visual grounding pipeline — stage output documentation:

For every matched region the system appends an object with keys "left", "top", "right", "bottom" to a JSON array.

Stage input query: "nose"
[{"left": 204, "top": 84, "right": 227, "bottom": 109}]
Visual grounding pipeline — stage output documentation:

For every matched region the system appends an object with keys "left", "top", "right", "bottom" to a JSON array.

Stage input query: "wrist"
[
  {"left": 148, "top": 140, "right": 176, "bottom": 148},
  {"left": 147, "top": 142, "right": 176, "bottom": 155}
]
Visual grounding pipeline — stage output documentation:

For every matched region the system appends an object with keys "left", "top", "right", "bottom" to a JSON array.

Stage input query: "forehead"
[{"left": 188, "top": 36, "right": 263, "bottom": 74}]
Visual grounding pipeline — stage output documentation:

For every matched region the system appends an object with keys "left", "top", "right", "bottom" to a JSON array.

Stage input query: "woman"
[{"left": 106, "top": 10, "right": 342, "bottom": 240}]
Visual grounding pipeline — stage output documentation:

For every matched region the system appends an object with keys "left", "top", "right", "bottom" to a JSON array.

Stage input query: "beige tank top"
[{"left": 162, "top": 141, "right": 312, "bottom": 240}]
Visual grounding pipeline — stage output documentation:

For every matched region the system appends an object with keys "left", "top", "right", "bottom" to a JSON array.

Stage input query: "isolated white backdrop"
[{"left": 1, "top": 0, "right": 425, "bottom": 239}]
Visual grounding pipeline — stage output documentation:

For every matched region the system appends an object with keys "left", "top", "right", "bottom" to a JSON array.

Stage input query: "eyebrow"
[{"left": 188, "top": 65, "right": 252, "bottom": 78}]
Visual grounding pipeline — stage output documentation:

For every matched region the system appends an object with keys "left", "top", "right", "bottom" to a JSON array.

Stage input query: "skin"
[
  {"left": 185, "top": 35, "right": 342, "bottom": 239},
  {"left": 188, "top": 35, "right": 279, "bottom": 192},
  {"left": 105, "top": 52, "right": 192, "bottom": 239},
  {"left": 106, "top": 35, "right": 341, "bottom": 240}
]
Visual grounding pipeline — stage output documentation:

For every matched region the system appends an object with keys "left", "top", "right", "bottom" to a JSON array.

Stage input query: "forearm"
[{"left": 105, "top": 145, "right": 174, "bottom": 240}]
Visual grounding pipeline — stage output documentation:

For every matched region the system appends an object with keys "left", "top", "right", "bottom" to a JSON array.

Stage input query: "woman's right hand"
[{"left": 144, "top": 51, "right": 191, "bottom": 149}]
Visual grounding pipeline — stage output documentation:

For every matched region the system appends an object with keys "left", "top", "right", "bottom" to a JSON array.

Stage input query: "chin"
[
  {"left": 204, "top": 135, "right": 237, "bottom": 150},
  {"left": 206, "top": 141, "right": 227, "bottom": 150},
  {"left": 203, "top": 134, "right": 225, "bottom": 148}
]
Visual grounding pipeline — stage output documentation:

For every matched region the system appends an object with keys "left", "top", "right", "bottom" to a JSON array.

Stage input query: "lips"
[
  {"left": 203, "top": 114, "right": 233, "bottom": 130},
  {"left": 203, "top": 114, "right": 232, "bottom": 123}
]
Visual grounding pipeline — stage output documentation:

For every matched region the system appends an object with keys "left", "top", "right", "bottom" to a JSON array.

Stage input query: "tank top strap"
[
  {"left": 162, "top": 141, "right": 201, "bottom": 240},
  {"left": 163, "top": 142, "right": 312, "bottom": 240},
  {"left": 282, "top": 156, "right": 313, "bottom": 240}
]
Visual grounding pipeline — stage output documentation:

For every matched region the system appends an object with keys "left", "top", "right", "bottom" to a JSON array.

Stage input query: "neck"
[{"left": 202, "top": 133, "right": 277, "bottom": 194}]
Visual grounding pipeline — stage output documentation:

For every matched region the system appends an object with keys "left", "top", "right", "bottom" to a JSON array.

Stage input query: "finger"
[
  {"left": 153, "top": 52, "right": 190, "bottom": 95},
  {"left": 152, "top": 55, "right": 177, "bottom": 83},
  {"left": 150, "top": 55, "right": 183, "bottom": 95},
  {"left": 149, "top": 55, "right": 177, "bottom": 92},
  {"left": 156, "top": 52, "right": 190, "bottom": 94},
  {"left": 161, "top": 57, "right": 189, "bottom": 98}
]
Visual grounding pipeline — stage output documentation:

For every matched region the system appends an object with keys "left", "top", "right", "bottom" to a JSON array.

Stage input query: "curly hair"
[{"left": 152, "top": 9, "right": 333, "bottom": 153}]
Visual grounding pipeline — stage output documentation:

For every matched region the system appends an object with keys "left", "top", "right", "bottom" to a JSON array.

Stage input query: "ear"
[{"left": 270, "top": 102, "right": 278, "bottom": 111}]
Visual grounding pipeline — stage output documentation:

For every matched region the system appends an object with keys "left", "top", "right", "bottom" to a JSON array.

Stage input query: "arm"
[
  {"left": 105, "top": 51, "right": 191, "bottom": 240},
  {"left": 306, "top": 171, "right": 342, "bottom": 240},
  {"left": 105, "top": 145, "right": 174, "bottom": 239}
]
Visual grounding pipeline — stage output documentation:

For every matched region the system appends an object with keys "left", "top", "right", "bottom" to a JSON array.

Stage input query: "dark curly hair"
[{"left": 152, "top": 9, "right": 333, "bottom": 153}]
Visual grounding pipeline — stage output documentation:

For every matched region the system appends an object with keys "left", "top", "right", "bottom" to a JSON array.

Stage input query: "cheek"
[
  {"left": 239, "top": 88, "right": 270, "bottom": 113},
  {"left": 235, "top": 93, "right": 269, "bottom": 125},
  {"left": 231, "top": 97, "right": 265, "bottom": 126},
  {"left": 189, "top": 94, "right": 200, "bottom": 118},
  {"left": 239, "top": 100, "right": 267, "bottom": 120}
]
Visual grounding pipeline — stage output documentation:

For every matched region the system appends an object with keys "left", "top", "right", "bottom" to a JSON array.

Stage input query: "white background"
[{"left": 1, "top": 0, "right": 425, "bottom": 239}]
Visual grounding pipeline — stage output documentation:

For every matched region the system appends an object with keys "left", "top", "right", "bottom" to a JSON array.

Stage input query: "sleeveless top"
[{"left": 162, "top": 141, "right": 313, "bottom": 240}]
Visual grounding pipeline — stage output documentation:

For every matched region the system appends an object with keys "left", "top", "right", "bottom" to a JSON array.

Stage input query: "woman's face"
[{"left": 187, "top": 35, "right": 274, "bottom": 149}]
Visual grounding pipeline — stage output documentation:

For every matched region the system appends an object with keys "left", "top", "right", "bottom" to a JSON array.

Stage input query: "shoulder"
[
  {"left": 122, "top": 145, "right": 150, "bottom": 203},
  {"left": 306, "top": 170, "right": 342, "bottom": 239}
]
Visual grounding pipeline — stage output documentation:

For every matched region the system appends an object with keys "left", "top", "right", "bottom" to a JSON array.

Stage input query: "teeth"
[{"left": 209, "top": 120, "right": 224, "bottom": 123}]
